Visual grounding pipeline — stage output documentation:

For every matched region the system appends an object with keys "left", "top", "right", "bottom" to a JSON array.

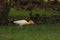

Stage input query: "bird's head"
[{"left": 27, "top": 20, "right": 34, "bottom": 24}]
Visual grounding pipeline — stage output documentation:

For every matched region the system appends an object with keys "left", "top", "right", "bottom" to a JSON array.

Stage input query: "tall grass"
[
  {"left": 9, "top": 8, "right": 59, "bottom": 19},
  {"left": 9, "top": 8, "right": 30, "bottom": 19}
]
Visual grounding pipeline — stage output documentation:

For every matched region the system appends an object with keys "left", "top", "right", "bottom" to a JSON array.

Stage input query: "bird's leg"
[
  {"left": 18, "top": 26, "right": 23, "bottom": 31},
  {"left": 20, "top": 25, "right": 25, "bottom": 31},
  {"left": 20, "top": 26, "right": 22, "bottom": 30},
  {"left": 17, "top": 26, "right": 21, "bottom": 31}
]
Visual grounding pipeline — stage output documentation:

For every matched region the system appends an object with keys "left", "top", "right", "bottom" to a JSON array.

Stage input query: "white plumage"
[{"left": 13, "top": 19, "right": 34, "bottom": 26}]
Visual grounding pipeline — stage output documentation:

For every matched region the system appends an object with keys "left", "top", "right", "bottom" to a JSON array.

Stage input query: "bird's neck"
[
  {"left": 26, "top": 20, "right": 34, "bottom": 25},
  {"left": 26, "top": 22, "right": 31, "bottom": 25}
]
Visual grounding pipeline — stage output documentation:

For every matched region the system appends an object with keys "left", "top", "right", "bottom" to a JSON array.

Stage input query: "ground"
[{"left": 0, "top": 24, "right": 60, "bottom": 40}]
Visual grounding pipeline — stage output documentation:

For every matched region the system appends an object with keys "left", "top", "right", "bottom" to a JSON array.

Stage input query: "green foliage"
[
  {"left": 9, "top": 8, "right": 59, "bottom": 19},
  {"left": 9, "top": 8, "right": 30, "bottom": 19},
  {"left": 32, "top": 9, "right": 59, "bottom": 16}
]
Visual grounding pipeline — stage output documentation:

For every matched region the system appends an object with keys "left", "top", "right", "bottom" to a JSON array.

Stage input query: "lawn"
[{"left": 0, "top": 24, "right": 60, "bottom": 40}]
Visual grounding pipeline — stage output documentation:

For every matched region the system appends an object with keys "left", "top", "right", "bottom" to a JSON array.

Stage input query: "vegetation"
[
  {"left": 9, "top": 8, "right": 30, "bottom": 18},
  {"left": 0, "top": 24, "right": 60, "bottom": 40},
  {"left": 8, "top": 8, "right": 60, "bottom": 24},
  {"left": 0, "top": 0, "right": 60, "bottom": 25},
  {"left": 0, "top": 0, "right": 60, "bottom": 40},
  {"left": 9, "top": 8, "right": 60, "bottom": 18}
]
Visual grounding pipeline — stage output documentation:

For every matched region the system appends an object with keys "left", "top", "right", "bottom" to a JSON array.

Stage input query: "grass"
[
  {"left": 9, "top": 8, "right": 60, "bottom": 19},
  {"left": 0, "top": 24, "right": 60, "bottom": 40},
  {"left": 9, "top": 8, "right": 30, "bottom": 18}
]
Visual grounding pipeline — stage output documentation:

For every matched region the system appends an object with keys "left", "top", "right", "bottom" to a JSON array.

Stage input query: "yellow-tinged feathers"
[{"left": 14, "top": 19, "right": 34, "bottom": 26}]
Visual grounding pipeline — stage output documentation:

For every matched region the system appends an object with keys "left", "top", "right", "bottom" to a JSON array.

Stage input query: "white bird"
[{"left": 13, "top": 19, "right": 34, "bottom": 26}]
